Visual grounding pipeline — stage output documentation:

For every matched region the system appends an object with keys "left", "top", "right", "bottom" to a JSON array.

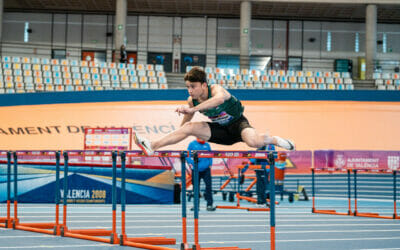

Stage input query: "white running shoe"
[
  {"left": 133, "top": 132, "right": 154, "bottom": 156},
  {"left": 274, "top": 136, "right": 295, "bottom": 151}
]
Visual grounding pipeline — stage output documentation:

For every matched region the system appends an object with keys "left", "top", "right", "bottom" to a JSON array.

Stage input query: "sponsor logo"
[
  {"left": 334, "top": 154, "right": 346, "bottom": 168},
  {"left": 388, "top": 156, "right": 400, "bottom": 170}
]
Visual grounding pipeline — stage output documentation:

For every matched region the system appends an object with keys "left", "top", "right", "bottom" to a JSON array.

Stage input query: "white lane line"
[
  {"left": 358, "top": 248, "right": 400, "bottom": 250},
  {"left": 0, "top": 244, "right": 117, "bottom": 249},
  {"left": 63, "top": 223, "right": 399, "bottom": 229},
  {"left": 0, "top": 235, "right": 53, "bottom": 238},
  {"left": 29, "top": 218, "right": 397, "bottom": 224},
  {"left": 198, "top": 236, "right": 400, "bottom": 244},
  {"left": 124, "top": 229, "right": 400, "bottom": 236}
]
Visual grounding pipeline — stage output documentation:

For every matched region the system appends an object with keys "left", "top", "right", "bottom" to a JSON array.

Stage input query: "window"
[
  {"left": 355, "top": 32, "right": 359, "bottom": 53},
  {"left": 382, "top": 33, "right": 387, "bottom": 53},
  {"left": 24, "top": 22, "right": 30, "bottom": 43},
  {"left": 326, "top": 31, "right": 331, "bottom": 52}
]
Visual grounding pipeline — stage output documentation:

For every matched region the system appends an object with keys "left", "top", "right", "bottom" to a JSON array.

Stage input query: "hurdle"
[
  {"left": 187, "top": 150, "right": 279, "bottom": 250},
  {"left": 351, "top": 169, "right": 398, "bottom": 219},
  {"left": 12, "top": 151, "right": 62, "bottom": 235},
  {"left": 217, "top": 152, "right": 287, "bottom": 212},
  {"left": 311, "top": 168, "right": 354, "bottom": 216},
  {"left": 312, "top": 167, "right": 399, "bottom": 219},
  {"left": 61, "top": 150, "right": 119, "bottom": 244},
  {"left": 217, "top": 164, "right": 270, "bottom": 211},
  {"left": 119, "top": 151, "right": 177, "bottom": 249},
  {"left": 0, "top": 151, "right": 14, "bottom": 228}
]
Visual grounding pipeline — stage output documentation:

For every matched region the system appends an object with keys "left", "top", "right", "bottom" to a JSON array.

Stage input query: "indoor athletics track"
[{"left": 1, "top": 197, "right": 400, "bottom": 250}]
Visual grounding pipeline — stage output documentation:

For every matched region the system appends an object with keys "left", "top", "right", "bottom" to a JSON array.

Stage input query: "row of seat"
[
  {"left": 375, "top": 79, "right": 400, "bottom": 86},
  {"left": 1, "top": 56, "right": 164, "bottom": 71},
  {"left": 0, "top": 82, "right": 169, "bottom": 93},
  {"left": 208, "top": 75, "right": 353, "bottom": 85},
  {"left": 0, "top": 75, "right": 167, "bottom": 87},
  {"left": 1, "top": 64, "right": 165, "bottom": 75},
  {"left": 373, "top": 72, "right": 400, "bottom": 80},
  {"left": 1, "top": 69, "right": 165, "bottom": 79},
  {"left": 377, "top": 85, "right": 400, "bottom": 91},
  {"left": 216, "top": 81, "right": 354, "bottom": 90},
  {"left": 194, "top": 66, "right": 353, "bottom": 79}
]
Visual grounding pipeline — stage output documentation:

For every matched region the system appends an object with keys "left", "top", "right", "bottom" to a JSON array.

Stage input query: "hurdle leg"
[
  {"left": 119, "top": 151, "right": 176, "bottom": 248},
  {"left": 61, "top": 151, "right": 117, "bottom": 244}
]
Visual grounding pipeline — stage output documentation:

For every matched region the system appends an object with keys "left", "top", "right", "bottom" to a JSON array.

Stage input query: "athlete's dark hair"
[{"left": 184, "top": 66, "right": 207, "bottom": 84}]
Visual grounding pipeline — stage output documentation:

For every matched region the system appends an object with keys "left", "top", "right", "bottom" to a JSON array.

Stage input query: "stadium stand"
[
  {"left": 0, "top": 56, "right": 168, "bottom": 93},
  {"left": 190, "top": 66, "right": 354, "bottom": 90},
  {"left": 373, "top": 72, "right": 400, "bottom": 90}
]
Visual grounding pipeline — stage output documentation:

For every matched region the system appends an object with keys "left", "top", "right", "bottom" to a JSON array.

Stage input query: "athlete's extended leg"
[
  {"left": 134, "top": 121, "right": 211, "bottom": 155},
  {"left": 241, "top": 127, "right": 295, "bottom": 150}
]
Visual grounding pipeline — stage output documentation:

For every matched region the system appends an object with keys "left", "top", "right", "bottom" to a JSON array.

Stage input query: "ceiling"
[{"left": 4, "top": 0, "right": 400, "bottom": 23}]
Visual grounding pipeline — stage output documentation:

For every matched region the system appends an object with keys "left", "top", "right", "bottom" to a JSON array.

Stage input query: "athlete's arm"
[
  {"left": 179, "top": 96, "right": 195, "bottom": 126},
  {"left": 192, "top": 84, "right": 231, "bottom": 113}
]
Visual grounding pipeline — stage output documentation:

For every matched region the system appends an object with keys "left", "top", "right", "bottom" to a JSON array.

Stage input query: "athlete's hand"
[{"left": 175, "top": 106, "right": 195, "bottom": 115}]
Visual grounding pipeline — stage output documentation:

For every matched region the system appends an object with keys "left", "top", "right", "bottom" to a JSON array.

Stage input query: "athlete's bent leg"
[
  {"left": 134, "top": 121, "right": 211, "bottom": 155},
  {"left": 152, "top": 121, "right": 211, "bottom": 150}
]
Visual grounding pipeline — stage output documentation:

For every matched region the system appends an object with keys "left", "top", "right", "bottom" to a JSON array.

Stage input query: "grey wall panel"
[
  {"left": 53, "top": 14, "right": 67, "bottom": 47},
  {"left": 303, "top": 21, "right": 321, "bottom": 58},
  {"left": 126, "top": 15, "right": 138, "bottom": 50},
  {"left": 217, "top": 19, "right": 240, "bottom": 54},
  {"left": 289, "top": 21, "right": 302, "bottom": 57},
  {"left": 148, "top": 16, "right": 172, "bottom": 52},
  {"left": 251, "top": 19, "right": 272, "bottom": 55},
  {"left": 3, "top": 13, "right": 52, "bottom": 45},
  {"left": 67, "top": 14, "right": 82, "bottom": 47},
  {"left": 82, "top": 15, "right": 107, "bottom": 49},
  {"left": 182, "top": 17, "right": 207, "bottom": 54},
  {"left": 272, "top": 20, "right": 286, "bottom": 58}
]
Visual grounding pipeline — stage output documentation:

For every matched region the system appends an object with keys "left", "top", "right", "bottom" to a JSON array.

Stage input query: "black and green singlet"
[{"left": 192, "top": 85, "right": 244, "bottom": 126}]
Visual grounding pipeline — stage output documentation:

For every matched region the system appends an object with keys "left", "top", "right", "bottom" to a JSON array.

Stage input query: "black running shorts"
[{"left": 207, "top": 115, "right": 253, "bottom": 145}]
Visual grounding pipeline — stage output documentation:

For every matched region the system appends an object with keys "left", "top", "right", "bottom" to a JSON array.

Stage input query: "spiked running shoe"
[
  {"left": 133, "top": 132, "right": 154, "bottom": 156},
  {"left": 274, "top": 136, "right": 295, "bottom": 151}
]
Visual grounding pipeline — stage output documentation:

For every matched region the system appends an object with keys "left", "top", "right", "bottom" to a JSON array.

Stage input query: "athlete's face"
[{"left": 185, "top": 81, "right": 207, "bottom": 99}]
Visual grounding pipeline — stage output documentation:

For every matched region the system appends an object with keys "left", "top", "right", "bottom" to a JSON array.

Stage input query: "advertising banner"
[
  {"left": 0, "top": 151, "right": 174, "bottom": 204},
  {"left": 314, "top": 150, "right": 400, "bottom": 172}
]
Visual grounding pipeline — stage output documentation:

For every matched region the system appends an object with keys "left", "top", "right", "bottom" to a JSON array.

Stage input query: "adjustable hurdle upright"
[
  {"left": 312, "top": 167, "right": 399, "bottom": 220},
  {"left": 12, "top": 151, "right": 62, "bottom": 235},
  {"left": 61, "top": 150, "right": 119, "bottom": 244},
  {"left": 186, "top": 150, "right": 278, "bottom": 250},
  {"left": 119, "top": 151, "right": 177, "bottom": 249},
  {"left": 0, "top": 151, "right": 14, "bottom": 228}
]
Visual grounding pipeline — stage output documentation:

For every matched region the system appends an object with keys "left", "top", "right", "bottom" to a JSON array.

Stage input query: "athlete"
[{"left": 134, "top": 66, "right": 295, "bottom": 156}]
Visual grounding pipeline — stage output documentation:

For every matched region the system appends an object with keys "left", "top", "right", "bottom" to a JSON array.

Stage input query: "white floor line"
[
  {"left": 198, "top": 236, "right": 400, "bottom": 244},
  {"left": 125, "top": 228, "right": 400, "bottom": 236},
  {"left": 0, "top": 244, "right": 117, "bottom": 249},
  {"left": 64, "top": 222, "right": 399, "bottom": 229}
]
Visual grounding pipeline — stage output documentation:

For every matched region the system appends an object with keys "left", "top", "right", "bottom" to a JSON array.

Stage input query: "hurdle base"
[
  {"left": 66, "top": 228, "right": 113, "bottom": 236},
  {"left": 14, "top": 224, "right": 55, "bottom": 235},
  {"left": 122, "top": 239, "right": 177, "bottom": 250},
  {"left": 313, "top": 209, "right": 354, "bottom": 216},
  {"left": 355, "top": 212, "right": 394, "bottom": 219},
  {"left": 17, "top": 222, "right": 56, "bottom": 229},
  {"left": 126, "top": 237, "right": 176, "bottom": 245},
  {"left": 247, "top": 207, "right": 270, "bottom": 212},
  {"left": 120, "top": 234, "right": 176, "bottom": 249}
]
